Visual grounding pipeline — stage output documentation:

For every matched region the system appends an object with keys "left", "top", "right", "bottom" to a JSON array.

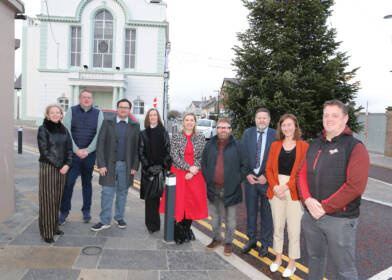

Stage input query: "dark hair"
[
  {"left": 117, "top": 98, "right": 132, "bottom": 109},
  {"left": 276, "top": 114, "right": 302, "bottom": 140},
  {"left": 323, "top": 99, "right": 348, "bottom": 115},
  {"left": 144, "top": 108, "right": 163, "bottom": 128},
  {"left": 255, "top": 108, "right": 270, "bottom": 117},
  {"left": 217, "top": 118, "right": 231, "bottom": 127}
]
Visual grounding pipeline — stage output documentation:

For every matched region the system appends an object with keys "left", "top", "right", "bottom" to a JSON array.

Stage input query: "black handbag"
[{"left": 143, "top": 165, "right": 164, "bottom": 200}]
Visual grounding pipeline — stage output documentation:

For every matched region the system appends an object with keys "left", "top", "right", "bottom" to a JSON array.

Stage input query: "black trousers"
[
  {"left": 145, "top": 198, "right": 160, "bottom": 232},
  {"left": 39, "top": 162, "right": 66, "bottom": 239}
]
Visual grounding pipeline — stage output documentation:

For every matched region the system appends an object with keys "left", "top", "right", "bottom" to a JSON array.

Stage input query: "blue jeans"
[
  {"left": 244, "top": 181, "right": 273, "bottom": 247},
  {"left": 60, "top": 152, "right": 96, "bottom": 216},
  {"left": 100, "top": 161, "right": 129, "bottom": 225}
]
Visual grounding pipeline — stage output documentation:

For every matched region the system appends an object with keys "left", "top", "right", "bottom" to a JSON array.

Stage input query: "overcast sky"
[{"left": 15, "top": 0, "right": 392, "bottom": 113}]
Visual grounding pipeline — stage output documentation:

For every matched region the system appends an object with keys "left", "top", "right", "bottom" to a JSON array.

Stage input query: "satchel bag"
[{"left": 143, "top": 165, "right": 165, "bottom": 200}]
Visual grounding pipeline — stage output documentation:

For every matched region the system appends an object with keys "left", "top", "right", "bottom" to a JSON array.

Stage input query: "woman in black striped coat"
[{"left": 37, "top": 104, "right": 73, "bottom": 243}]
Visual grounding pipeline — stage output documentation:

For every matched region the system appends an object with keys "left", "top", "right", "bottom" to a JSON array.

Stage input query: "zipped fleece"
[{"left": 297, "top": 126, "right": 369, "bottom": 218}]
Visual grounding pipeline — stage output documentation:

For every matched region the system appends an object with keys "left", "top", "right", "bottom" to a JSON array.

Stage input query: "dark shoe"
[
  {"left": 58, "top": 212, "right": 68, "bottom": 226},
  {"left": 258, "top": 245, "right": 269, "bottom": 257},
  {"left": 187, "top": 229, "right": 196, "bottom": 241},
  {"left": 116, "top": 220, "right": 127, "bottom": 229},
  {"left": 91, "top": 222, "right": 111, "bottom": 232},
  {"left": 44, "top": 237, "right": 54, "bottom": 244},
  {"left": 205, "top": 239, "right": 222, "bottom": 251},
  {"left": 174, "top": 223, "right": 187, "bottom": 244},
  {"left": 83, "top": 211, "right": 91, "bottom": 223},
  {"left": 242, "top": 241, "right": 256, "bottom": 254},
  {"left": 54, "top": 229, "right": 64, "bottom": 236},
  {"left": 224, "top": 243, "right": 233, "bottom": 256}
]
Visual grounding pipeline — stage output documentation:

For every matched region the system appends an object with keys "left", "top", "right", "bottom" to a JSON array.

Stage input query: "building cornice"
[{"left": 36, "top": 15, "right": 167, "bottom": 28}]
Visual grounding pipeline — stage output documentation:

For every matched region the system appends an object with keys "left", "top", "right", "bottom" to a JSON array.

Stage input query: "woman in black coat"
[
  {"left": 37, "top": 104, "right": 73, "bottom": 243},
  {"left": 138, "top": 108, "right": 171, "bottom": 233}
]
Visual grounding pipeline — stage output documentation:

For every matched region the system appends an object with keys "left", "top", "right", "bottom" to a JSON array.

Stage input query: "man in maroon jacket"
[{"left": 297, "top": 100, "right": 369, "bottom": 280}]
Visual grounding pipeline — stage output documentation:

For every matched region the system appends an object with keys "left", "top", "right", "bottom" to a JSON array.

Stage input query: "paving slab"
[
  {"left": 98, "top": 249, "right": 167, "bottom": 270},
  {"left": 167, "top": 251, "right": 234, "bottom": 270},
  {"left": 0, "top": 268, "right": 28, "bottom": 280},
  {"left": 78, "top": 269, "right": 128, "bottom": 280},
  {"left": 21, "top": 269, "right": 80, "bottom": 280},
  {"left": 54, "top": 235, "right": 107, "bottom": 247},
  {"left": 0, "top": 246, "right": 80, "bottom": 269},
  {"left": 126, "top": 270, "right": 159, "bottom": 280},
  {"left": 160, "top": 270, "right": 210, "bottom": 280}
]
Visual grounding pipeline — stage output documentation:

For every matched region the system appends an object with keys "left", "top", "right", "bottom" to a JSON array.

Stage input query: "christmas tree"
[{"left": 224, "top": 0, "right": 362, "bottom": 139}]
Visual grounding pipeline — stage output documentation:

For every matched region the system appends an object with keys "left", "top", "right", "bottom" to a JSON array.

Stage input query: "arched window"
[
  {"left": 133, "top": 98, "right": 144, "bottom": 115},
  {"left": 93, "top": 10, "right": 113, "bottom": 68}
]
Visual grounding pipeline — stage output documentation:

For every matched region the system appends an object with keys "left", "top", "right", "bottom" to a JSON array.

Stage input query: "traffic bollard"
[
  {"left": 164, "top": 173, "right": 176, "bottom": 243},
  {"left": 18, "top": 127, "right": 23, "bottom": 154}
]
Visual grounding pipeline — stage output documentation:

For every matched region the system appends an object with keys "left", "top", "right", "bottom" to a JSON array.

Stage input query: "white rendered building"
[{"left": 21, "top": 0, "right": 169, "bottom": 126}]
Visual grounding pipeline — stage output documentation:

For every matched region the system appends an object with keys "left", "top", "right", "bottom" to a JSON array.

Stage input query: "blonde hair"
[
  {"left": 44, "top": 104, "right": 64, "bottom": 121},
  {"left": 182, "top": 113, "right": 197, "bottom": 135}
]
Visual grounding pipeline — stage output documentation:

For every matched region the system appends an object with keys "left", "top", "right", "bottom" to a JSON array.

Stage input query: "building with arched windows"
[{"left": 21, "top": 0, "right": 169, "bottom": 126}]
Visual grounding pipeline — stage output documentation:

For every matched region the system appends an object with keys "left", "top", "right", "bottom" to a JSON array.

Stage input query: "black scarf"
[
  {"left": 146, "top": 124, "right": 166, "bottom": 165},
  {"left": 43, "top": 118, "right": 66, "bottom": 134}
]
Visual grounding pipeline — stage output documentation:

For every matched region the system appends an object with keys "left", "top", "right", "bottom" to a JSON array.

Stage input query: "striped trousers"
[{"left": 39, "top": 162, "right": 66, "bottom": 239}]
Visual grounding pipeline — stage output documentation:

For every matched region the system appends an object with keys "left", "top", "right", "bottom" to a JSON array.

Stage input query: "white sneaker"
[
  {"left": 282, "top": 266, "right": 296, "bottom": 277},
  {"left": 269, "top": 262, "right": 281, "bottom": 272}
]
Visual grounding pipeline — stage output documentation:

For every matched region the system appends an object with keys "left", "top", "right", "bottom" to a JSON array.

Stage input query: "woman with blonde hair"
[
  {"left": 37, "top": 104, "right": 73, "bottom": 243},
  {"left": 159, "top": 113, "right": 208, "bottom": 244},
  {"left": 265, "top": 114, "right": 308, "bottom": 277}
]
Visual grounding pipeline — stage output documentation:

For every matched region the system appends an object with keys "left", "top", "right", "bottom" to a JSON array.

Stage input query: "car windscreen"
[{"left": 197, "top": 120, "right": 211, "bottom": 127}]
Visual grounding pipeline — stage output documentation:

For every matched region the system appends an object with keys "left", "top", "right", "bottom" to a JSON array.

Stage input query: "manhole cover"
[{"left": 82, "top": 246, "right": 102, "bottom": 256}]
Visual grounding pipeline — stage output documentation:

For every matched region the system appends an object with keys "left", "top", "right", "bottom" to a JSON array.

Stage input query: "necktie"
[{"left": 255, "top": 131, "right": 264, "bottom": 169}]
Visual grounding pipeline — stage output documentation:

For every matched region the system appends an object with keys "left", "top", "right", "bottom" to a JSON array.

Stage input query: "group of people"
[{"left": 37, "top": 90, "right": 369, "bottom": 280}]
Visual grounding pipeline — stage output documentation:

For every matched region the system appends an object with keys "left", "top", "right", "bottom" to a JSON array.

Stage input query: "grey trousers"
[
  {"left": 302, "top": 211, "right": 359, "bottom": 280},
  {"left": 208, "top": 188, "right": 237, "bottom": 244}
]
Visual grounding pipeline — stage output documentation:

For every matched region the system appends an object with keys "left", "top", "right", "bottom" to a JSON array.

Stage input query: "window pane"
[
  {"left": 71, "top": 27, "right": 76, "bottom": 37},
  {"left": 96, "top": 11, "right": 104, "bottom": 20},
  {"left": 125, "top": 42, "right": 130, "bottom": 54},
  {"left": 76, "top": 54, "right": 80, "bottom": 66},
  {"left": 94, "top": 54, "right": 102, "bottom": 67},
  {"left": 126, "top": 29, "right": 130, "bottom": 40},
  {"left": 131, "top": 29, "right": 136, "bottom": 40},
  {"left": 103, "top": 54, "right": 112, "bottom": 68},
  {"left": 130, "top": 56, "right": 135, "bottom": 69},
  {"left": 77, "top": 38, "right": 81, "bottom": 52},
  {"left": 125, "top": 55, "right": 130, "bottom": 68},
  {"left": 104, "top": 11, "right": 113, "bottom": 20},
  {"left": 131, "top": 41, "right": 136, "bottom": 53},
  {"left": 71, "top": 53, "right": 75, "bottom": 66}
]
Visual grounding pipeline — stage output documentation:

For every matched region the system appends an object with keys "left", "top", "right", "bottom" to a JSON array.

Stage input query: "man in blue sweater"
[{"left": 59, "top": 90, "right": 103, "bottom": 224}]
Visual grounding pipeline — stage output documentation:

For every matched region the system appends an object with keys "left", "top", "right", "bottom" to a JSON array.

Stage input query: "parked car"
[
  {"left": 101, "top": 109, "right": 137, "bottom": 121},
  {"left": 196, "top": 119, "right": 216, "bottom": 140}
]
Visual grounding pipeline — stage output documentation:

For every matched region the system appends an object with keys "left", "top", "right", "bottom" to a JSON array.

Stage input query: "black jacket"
[
  {"left": 138, "top": 126, "right": 171, "bottom": 199},
  {"left": 202, "top": 135, "right": 247, "bottom": 207},
  {"left": 37, "top": 119, "right": 73, "bottom": 169}
]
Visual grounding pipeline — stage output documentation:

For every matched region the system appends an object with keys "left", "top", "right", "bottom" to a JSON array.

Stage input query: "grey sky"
[{"left": 15, "top": 0, "right": 392, "bottom": 113}]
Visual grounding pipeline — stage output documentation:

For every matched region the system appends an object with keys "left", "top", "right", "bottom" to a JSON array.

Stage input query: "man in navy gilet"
[{"left": 59, "top": 90, "right": 103, "bottom": 224}]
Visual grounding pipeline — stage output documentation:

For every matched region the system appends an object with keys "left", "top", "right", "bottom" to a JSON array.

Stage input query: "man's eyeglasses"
[
  {"left": 118, "top": 106, "right": 130, "bottom": 110},
  {"left": 217, "top": 126, "right": 231, "bottom": 130}
]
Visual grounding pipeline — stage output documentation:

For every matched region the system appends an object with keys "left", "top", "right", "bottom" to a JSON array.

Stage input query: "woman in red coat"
[
  {"left": 265, "top": 114, "right": 309, "bottom": 277},
  {"left": 159, "top": 113, "right": 208, "bottom": 244}
]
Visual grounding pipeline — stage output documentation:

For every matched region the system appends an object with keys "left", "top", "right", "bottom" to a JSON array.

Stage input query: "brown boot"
[
  {"left": 224, "top": 243, "right": 233, "bottom": 256},
  {"left": 206, "top": 239, "right": 222, "bottom": 251}
]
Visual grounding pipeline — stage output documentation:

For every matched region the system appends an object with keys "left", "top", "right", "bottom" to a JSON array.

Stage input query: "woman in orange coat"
[{"left": 265, "top": 114, "right": 308, "bottom": 277}]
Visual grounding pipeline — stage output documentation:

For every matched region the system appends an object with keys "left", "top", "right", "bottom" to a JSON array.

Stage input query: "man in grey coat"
[{"left": 91, "top": 99, "right": 140, "bottom": 231}]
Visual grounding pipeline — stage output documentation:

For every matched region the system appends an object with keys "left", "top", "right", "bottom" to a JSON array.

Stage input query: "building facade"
[
  {"left": 0, "top": 0, "right": 25, "bottom": 222},
  {"left": 22, "top": 0, "right": 169, "bottom": 126}
]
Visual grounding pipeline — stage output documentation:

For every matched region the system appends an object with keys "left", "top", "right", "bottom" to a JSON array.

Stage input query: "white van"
[{"left": 196, "top": 119, "right": 217, "bottom": 140}]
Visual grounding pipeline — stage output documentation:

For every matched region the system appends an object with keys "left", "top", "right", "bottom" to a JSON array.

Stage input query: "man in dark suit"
[
  {"left": 91, "top": 99, "right": 140, "bottom": 231},
  {"left": 241, "top": 108, "right": 276, "bottom": 257}
]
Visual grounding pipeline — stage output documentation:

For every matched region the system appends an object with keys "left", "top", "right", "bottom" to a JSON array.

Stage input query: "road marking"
[
  {"left": 362, "top": 196, "right": 392, "bottom": 208},
  {"left": 368, "top": 266, "right": 392, "bottom": 279}
]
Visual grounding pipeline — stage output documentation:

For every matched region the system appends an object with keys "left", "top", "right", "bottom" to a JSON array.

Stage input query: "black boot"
[{"left": 174, "top": 222, "right": 186, "bottom": 244}]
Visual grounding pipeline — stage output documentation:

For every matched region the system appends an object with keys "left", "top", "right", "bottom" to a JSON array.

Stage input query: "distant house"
[
  {"left": 14, "top": 74, "right": 22, "bottom": 120},
  {"left": 201, "top": 96, "right": 218, "bottom": 119},
  {"left": 186, "top": 100, "right": 205, "bottom": 117},
  {"left": 219, "top": 78, "right": 239, "bottom": 116}
]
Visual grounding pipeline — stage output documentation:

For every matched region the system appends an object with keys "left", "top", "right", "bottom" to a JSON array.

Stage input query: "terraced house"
[{"left": 21, "top": 0, "right": 169, "bottom": 125}]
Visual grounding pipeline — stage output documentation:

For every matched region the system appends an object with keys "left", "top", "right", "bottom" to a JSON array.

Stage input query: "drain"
[{"left": 82, "top": 246, "right": 102, "bottom": 256}]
